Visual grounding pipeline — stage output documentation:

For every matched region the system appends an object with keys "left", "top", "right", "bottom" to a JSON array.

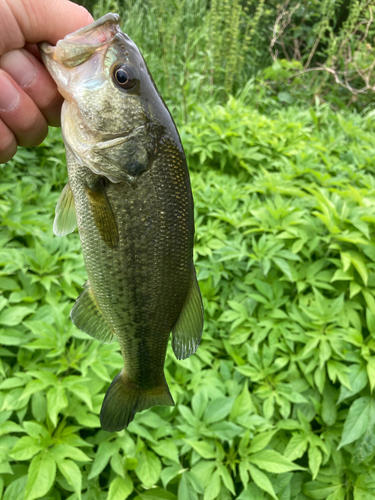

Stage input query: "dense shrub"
[{"left": 1, "top": 101, "right": 375, "bottom": 499}]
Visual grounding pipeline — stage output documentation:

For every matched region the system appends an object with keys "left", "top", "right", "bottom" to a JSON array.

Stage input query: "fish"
[{"left": 39, "top": 13, "right": 203, "bottom": 432}]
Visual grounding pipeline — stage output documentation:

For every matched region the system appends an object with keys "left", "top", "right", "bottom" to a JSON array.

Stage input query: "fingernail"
[
  {"left": 1, "top": 49, "right": 37, "bottom": 87},
  {"left": 0, "top": 72, "right": 20, "bottom": 112}
]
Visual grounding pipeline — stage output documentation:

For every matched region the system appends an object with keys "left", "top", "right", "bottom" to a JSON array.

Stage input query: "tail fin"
[{"left": 100, "top": 370, "right": 174, "bottom": 432}]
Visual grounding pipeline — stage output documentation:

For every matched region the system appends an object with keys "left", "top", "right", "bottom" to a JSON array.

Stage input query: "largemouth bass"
[{"left": 39, "top": 14, "right": 203, "bottom": 432}]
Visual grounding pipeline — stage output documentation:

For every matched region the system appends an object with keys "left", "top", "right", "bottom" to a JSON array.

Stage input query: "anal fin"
[
  {"left": 172, "top": 266, "right": 204, "bottom": 360},
  {"left": 53, "top": 182, "right": 77, "bottom": 236},
  {"left": 85, "top": 179, "right": 119, "bottom": 248},
  {"left": 70, "top": 283, "right": 116, "bottom": 344}
]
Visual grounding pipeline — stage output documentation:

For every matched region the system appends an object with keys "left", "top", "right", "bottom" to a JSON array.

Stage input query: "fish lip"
[
  {"left": 63, "top": 13, "right": 121, "bottom": 39},
  {"left": 38, "top": 41, "right": 57, "bottom": 66},
  {"left": 39, "top": 13, "right": 120, "bottom": 51},
  {"left": 38, "top": 42, "right": 54, "bottom": 55},
  {"left": 38, "top": 13, "right": 121, "bottom": 68}
]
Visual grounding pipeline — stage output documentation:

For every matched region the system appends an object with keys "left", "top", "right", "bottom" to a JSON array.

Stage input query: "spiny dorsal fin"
[
  {"left": 53, "top": 182, "right": 77, "bottom": 236},
  {"left": 85, "top": 179, "right": 119, "bottom": 248},
  {"left": 172, "top": 266, "right": 204, "bottom": 360},
  {"left": 70, "top": 282, "right": 116, "bottom": 344}
]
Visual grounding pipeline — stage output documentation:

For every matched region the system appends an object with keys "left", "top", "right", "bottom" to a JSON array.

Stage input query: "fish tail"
[{"left": 100, "top": 369, "right": 174, "bottom": 432}]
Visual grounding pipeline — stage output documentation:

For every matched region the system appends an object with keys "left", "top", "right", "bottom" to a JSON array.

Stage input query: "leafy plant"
[{"left": 1, "top": 98, "right": 375, "bottom": 498}]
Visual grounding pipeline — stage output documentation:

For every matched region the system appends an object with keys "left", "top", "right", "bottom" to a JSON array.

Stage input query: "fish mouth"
[
  {"left": 38, "top": 14, "right": 122, "bottom": 97},
  {"left": 39, "top": 13, "right": 121, "bottom": 68}
]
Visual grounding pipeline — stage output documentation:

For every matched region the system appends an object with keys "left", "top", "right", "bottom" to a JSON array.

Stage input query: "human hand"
[{"left": 0, "top": 0, "right": 93, "bottom": 163}]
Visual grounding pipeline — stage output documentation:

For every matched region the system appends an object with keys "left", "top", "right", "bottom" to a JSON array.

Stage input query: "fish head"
[{"left": 39, "top": 14, "right": 178, "bottom": 183}]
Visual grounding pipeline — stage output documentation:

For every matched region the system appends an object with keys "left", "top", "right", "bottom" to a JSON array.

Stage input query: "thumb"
[{"left": 0, "top": 0, "right": 94, "bottom": 55}]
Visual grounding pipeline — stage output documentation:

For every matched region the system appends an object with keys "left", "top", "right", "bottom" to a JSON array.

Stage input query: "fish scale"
[{"left": 40, "top": 13, "right": 203, "bottom": 431}]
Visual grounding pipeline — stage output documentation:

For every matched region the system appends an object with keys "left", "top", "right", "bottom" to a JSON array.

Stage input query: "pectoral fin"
[
  {"left": 70, "top": 282, "right": 116, "bottom": 344},
  {"left": 172, "top": 266, "right": 204, "bottom": 360},
  {"left": 85, "top": 179, "right": 119, "bottom": 248},
  {"left": 53, "top": 182, "right": 77, "bottom": 236}
]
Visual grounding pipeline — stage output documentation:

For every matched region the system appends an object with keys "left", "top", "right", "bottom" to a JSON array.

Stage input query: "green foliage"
[
  {"left": 1, "top": 100, "right": 375, "bottom": 498},
  {"left": 73, "top": 0, "right": 375, "bottom": 111}
]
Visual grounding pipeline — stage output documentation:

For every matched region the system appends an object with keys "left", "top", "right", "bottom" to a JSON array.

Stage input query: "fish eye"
[{"left": 113, "top": 64, "right": 136, "bottom": 90}]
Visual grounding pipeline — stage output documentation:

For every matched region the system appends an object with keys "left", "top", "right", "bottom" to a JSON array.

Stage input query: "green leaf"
[
  {"left": 50, "top": 444, "right": 91, "bottom": 463},
  {"left": 354, "top": 472, "right": 375, "bottom": 499},
  {"left": 273, "top": 257, "right": 294, "bottom": 281},
  {"left": 367, "top": 357, "right": 375, "bottom": 393},
  {"left": 353, "top": 433, "right": 375, "bottom": 465},
  {"left": 218, "top": 463, "right": 235, "bottom": 494},
  {"left": 91, "top": 362, "right": 111, "bottom": 382},
  {"left": 24, "top": 451, "right": 56, "bottom": 500},
  {"left": 0, "top": 328, "right": 25, "bottom": 345},
  {"left": 0, "top": 306, "right": 34, "bottom": 326},
  {"left": 338, "top": 397, "right": 375, "bottom": 449},
  {"left": 304, "top": 480, "right": 342, "bottom": 500},
  {"left": 10, "top": 436, "right": 43, "bottom": 461},
  {"left": 31, "top": 391, "right": 47, "bottom": 422},
  {"left": 186, "top": 440, "right": 216, "bottom": 459},
  {"left": 3, "top": 475, "right": 28, "bottom": 500},
  {"left": 248, "top": 464, "right": 277, "bottom": 499},
  {"left": 249, "top": 449, "right": 304, "bottom": 473},
  {"left": 136, "top": 448, "right": 161, "bottom": 488},
  {"left": 47, "top": 385, "right": 68, "bottom": 427},
  {"left": 209, "top": 421, "right": 243, "bottom": 440},
  {"left": 67, "top": 384, "right": 93, "bottom": 411},
  {"left": 350, "top": 254, "right": 368, "bottom": 285},
  {"left": 0, "top": 277, "right": 19, "bottom": 290},
  {"left": 337, "top": 364, "right": 367, "bottom": 404},
  {"left": 203, "top": 469, "right": 221, "bottom": 500},
  {"left": 111, "top": 453, "right": 125, "bottom": 478},
  {"left": 203, "top": 397, "right": 235, "bottom": 423},
  {"left": 162, "top": 465, "right": 184, "bottom": 489},
  {"left": 322, "top": 383, "right": 337, "bottom": 426},
  {"left": 0, "top": 421, "right": 25, "bottom": 436},
  {"left": 57, "top": 459, "right": 82, "bottom": 500},
  {"left": 230, "top": 381, "right": 252, "bottom": 418},
  {"left": 248, "top": 430, "right": 277, "bottom": 454},
  {"left": 308, "top": 446, "right": 322, "bottom": 480},
  {"left": 191, "top": 390, "right": 207, "bottom": 419},
  {"left": 327, "top": 360, "right": 351, "bottom": 390},
  {"left": 139, "top": 488, "right": 177, "bottom": 500},
  {"left": 107, "top": 475, "right": 133, "bottom": 500},
  {"left": 284, "top": 433, "right": 309, "bottom": 461},
  {"left": 88, "top": 441, "right": 117, "bottom": 479},
  {"left": 23, "top": 421, "right": 49, "bottom": 439},
  {"left": 178, "top": 473, "right": 198, "bottom": 500},
  {"left": 363, "top": 290, "right": 375, "bottom": 315},
  {"left": 152, "top": 440, "right": 179, "bottom": 463}
]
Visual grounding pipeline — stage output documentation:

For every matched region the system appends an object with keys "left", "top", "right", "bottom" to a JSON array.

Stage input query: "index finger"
[{"left": 0, "top": 0, "right": 94, "bottom": 55}]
